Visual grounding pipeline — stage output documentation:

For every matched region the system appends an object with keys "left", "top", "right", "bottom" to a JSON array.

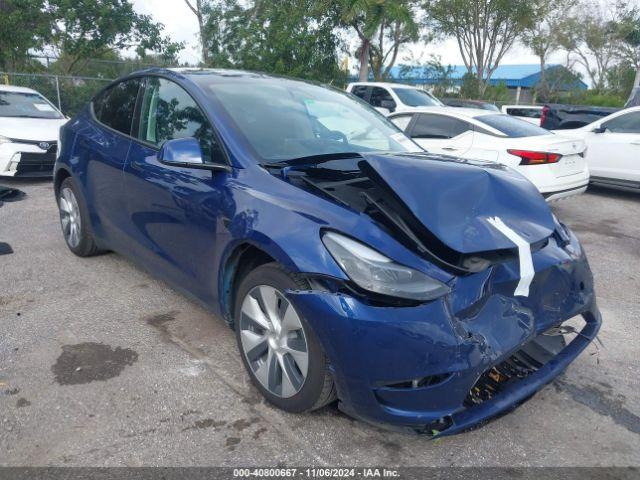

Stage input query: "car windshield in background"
[
  {"left": 477, "top": 114, "right": 549, "bottom": 137},
  {"left": 392, "top": 88, "right": 442, "bottom": 107},
  {"left": 0, "top": 91, "right": 63, "bottom": 119},
  {"left": 202, "top": 80, "right": 419, "bottom": 163}
]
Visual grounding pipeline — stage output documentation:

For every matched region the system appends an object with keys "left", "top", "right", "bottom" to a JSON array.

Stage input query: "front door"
[
  {"left": 586, "top": 111, "right": 640, "bottom": 184},
  {"left": 123, "top": 76, "right": 230, "bottom": 302}
]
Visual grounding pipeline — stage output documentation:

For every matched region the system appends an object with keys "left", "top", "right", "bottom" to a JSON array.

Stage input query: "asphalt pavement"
[{"left": 0, "top": 179, "right": 639, "bottom": 466}]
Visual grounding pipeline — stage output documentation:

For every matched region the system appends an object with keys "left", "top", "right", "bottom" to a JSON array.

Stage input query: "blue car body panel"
[{"left": 54, "top": 69, "right": 601, "bottom": 435}]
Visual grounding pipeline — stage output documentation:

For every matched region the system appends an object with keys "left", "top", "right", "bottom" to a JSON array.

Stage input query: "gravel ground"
[{"left": 0, "top": 179, "right": 639, "bottom": 467}]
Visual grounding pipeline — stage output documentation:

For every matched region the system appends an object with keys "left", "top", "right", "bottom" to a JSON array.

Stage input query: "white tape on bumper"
[{"left": 486, "top": 216, "right": 534, "bottom": 297}]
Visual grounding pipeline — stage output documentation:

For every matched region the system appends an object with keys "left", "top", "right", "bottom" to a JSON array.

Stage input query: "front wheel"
[
  {"left": 56, "top": 177, "right": 102, "bottom": 257},
  {"left": 234, "top": 263, "right": 336, "bottom": 413}
]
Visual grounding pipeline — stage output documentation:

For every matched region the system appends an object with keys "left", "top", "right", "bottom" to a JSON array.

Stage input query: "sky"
[{"left": 132, "top": 0, "right": 572, "bottom": 73}]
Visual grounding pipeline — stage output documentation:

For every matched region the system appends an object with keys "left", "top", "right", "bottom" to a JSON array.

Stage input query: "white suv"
[
  {"left": 0, "top": 85, "right": 67, "bottom": 177},
  {"left": 346, "top": 82, "right": 443, "bottom": 115}
]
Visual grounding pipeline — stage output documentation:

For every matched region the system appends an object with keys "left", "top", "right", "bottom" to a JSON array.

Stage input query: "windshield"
[
  {"left": 476, "top": 114, "right": 549, "bottom": 137},
  {"left": 392, "top": 88, "right": 443, "bottom": 107},
  {"left": 0, "top": 91, "right": 63, "bottom": 119},
  {"left": 200, "top": 78, "right": 421, "bottom": 163}
]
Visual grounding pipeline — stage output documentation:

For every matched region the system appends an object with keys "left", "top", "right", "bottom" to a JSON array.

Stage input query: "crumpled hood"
[{"left": 361, "top": 153, "right": 555, "bottom": 254}]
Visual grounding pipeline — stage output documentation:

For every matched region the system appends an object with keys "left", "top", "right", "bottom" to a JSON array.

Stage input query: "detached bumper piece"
[{"left": 15, "top": 145, "right": 57, "bottom": 177}]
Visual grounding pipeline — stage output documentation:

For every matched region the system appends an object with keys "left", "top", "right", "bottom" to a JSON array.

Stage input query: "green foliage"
[
  {"left": 44, "top": 0, "right": 183, "bottom": 74},
  {"left": 459, "top": 72, "right": 480, "bottom": 99},
  {"left": 202, "top": 0, "right": 346, "bottom": 84},
  {"left": 0, "top": 0, "right": 52, "bottom": 71},
  {"left": 425, "top": 0, "right": 543, "bottom": 94}
]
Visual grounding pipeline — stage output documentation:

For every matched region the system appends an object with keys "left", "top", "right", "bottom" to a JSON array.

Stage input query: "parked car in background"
[
  {"left": 540, "top": 103, "right": 618, "bottom": 130},
  {"left": 346, "top": 82, "right": 442, "bottom": 115},
  {"left": 54, "top": 68, "right": 600, "bottom": 435},
  {"left": 442, "top": 98, "right": 499, "bottom": 111},
  {"left": 389, "top": 107, "right": 589, "bottom": 201},
  {"left": 0, "top": 85, "right": 67, "bottom": 177},
  {"left": 556, "top": 106, "right": 640, "bottom": 191},
  {"left": 501, "top": 105, "right": 543, "bottom": 125}
]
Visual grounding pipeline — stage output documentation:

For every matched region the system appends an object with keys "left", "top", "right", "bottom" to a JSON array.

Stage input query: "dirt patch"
[
  {"left": 16, "top": 397, "right": 31, "bottom": 408},
  {"left": 145, "top": 311, "right": 179, "bottom": 341},
  {"left": 182, "top": 418, "right": 227, "bottom": 431},
  {"left": 52, "top": 342, "right": 138, "bottom": 385}
]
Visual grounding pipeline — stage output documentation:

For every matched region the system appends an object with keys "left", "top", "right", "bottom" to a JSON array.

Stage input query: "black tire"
[
  {"left": 234, "top": 262, "right": 336, "bottom": 413},
  {"left": 56, "top": 177, "right": 102, "bottom": 257}
]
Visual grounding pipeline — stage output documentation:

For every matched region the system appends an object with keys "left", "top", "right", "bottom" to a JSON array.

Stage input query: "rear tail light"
[
  {"left": 540, "top": 105, "right": 549, "bottom": 127},
  {"left": 507, "top": 149, "right": 562, "bottom": 165}
]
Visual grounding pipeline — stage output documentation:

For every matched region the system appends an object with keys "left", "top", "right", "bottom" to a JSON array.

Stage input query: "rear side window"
[
  {"left": 137, "top": 77, "right": 219, "bottom": 161},
  {"left": 476, "top": 114, "right": 548, "bottom": 137},
  {"left": 506, "top": 108, "right": 541, "bottom": 119},
  {"left": 350, "top": 85, "right": 369, "bottom": 100},
  {"left": 411, "top": 114, "right": 471, "bottom": 139},
  {"left": 603, "top": 112, "right": 640, "bottom": 133},
  {"left": 93, "top": 79, "right": 141, "bottom": 135}
]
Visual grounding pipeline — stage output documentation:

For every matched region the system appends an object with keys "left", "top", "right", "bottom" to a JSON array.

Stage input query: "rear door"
[
  {"left": 78, "top": 78, "right": 141, "bottom": 241},
  {"left": 586, "top": 111, "right": 640, "bottom": 183},
  {"left": 406, "top": 113, "right": 473, "bottom": 155},
  {"left": 123, "top": 75, "right": 230, "bottom": 301}
]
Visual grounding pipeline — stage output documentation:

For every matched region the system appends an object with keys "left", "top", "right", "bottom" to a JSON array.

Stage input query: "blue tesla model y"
[{"left": 54, "top": 68, "right": 601, "bottom": 435}]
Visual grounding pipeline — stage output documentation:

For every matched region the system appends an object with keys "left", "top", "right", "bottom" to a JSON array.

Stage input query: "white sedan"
[
  {"left": 0, "top": 85, "right": 67, "bottom": 177},
  {"left": 389, "top": 107, "right": 589, "bottom": 201},
  {"left": 555, "top": 106, "right": 640, "bottom": 191}
]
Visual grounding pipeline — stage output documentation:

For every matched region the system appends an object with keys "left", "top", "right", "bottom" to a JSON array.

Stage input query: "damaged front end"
[{"left": 263, "top": 152, "right": 601, "bottom": 435}]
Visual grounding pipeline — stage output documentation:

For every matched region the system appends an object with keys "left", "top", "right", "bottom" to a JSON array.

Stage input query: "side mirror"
[
  {"left": 158, "top": 137, "right": 231, "bottom": 172},
  {"left": 380, "top": 100, "right": 396, "bottom": 113},
  {"left": 591, "top": 125, "right": 606, "bottom": 134}
]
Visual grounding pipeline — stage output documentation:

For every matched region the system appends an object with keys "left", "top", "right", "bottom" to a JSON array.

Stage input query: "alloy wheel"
[
  {"left": 239, "top": 285, "right": 309, "bottom": 398},
  {"left": 59, "top": 187, "right": 82, "bottom": 248}
]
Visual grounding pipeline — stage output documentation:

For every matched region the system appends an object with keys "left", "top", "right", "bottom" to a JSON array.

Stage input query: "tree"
[
  {"left": 0, "top": 0, "right": 52, "bottom": 71},
  {"left": 615, "top": 4, "right": 640, "bottom": 101},
  {"left": 44, "top": 0, "right": 183, "bottom": 75},
  {"left": 201, "top": 0, "right": 345, "bottom": 83},
  {"left": 555, "top": 2, "right": 620, "bottom": 92},
  {"left": 183, "top": 0, "right": 209, "bottom": 66},
  {"left": 521, "top": 0, "right": 575, "bottom": 101},
  {"left": 425, "top": 0, "right": 542, "bottom": 96},
  {"left": 368, "top": 1, "right": 421, "bottom": 80}
]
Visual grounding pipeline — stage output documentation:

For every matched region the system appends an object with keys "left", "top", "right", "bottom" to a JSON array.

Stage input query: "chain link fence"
[{"left": 1, "top": 71, "right": 114, "bottom": 116}]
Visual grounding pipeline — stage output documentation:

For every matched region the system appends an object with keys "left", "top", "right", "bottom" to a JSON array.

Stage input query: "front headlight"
[
  {"left": 0, "top": 135, "right": 12, "bottom": 144},
  {"left": 322, "top": 232, "right": 450, "bottom": 301}
]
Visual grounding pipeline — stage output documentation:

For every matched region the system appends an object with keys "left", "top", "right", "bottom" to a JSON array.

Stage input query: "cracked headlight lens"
[{"left": 322, "top": 232, "right": 450, "bottom": 301}]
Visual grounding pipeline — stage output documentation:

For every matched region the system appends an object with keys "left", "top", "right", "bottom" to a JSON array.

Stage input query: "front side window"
[
  {"left": 603, "top": 112, "right": 640, "bottom": 133},
  {"left": 390, "top": 114, "right": 414, "bottom": 131},
  {"left": 197, "top": 79, "right": 419, "bottom": 162},
  {"left": 94, "top": 79, "right": 141, "bottom": 135},
  {"left": 476, "top": 114, "right": 548, "bottom": 138},
  {"left": 392, "top": 88, "right": 442, "bottom": 107},
  {"left": 411, "top": 114, "right": 471, "bottom": 139},
  {"left": 0, "top": 91, "right": 63, "bottom": 119},
  {"left": 137, "top": 77, "right": 218, "bottom": 161},
  {"left": 369, "top": 87, "right": 395, "bottom": 108}
]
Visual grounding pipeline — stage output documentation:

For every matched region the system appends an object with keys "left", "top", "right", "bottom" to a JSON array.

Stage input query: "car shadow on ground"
[{"left": 587, "top": 184, "right": 640, "bottom": 202}]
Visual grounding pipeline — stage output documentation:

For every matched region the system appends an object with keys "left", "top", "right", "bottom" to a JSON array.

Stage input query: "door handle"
[
  {"left": 442, "top": 146, "right": 458, "bottom": 151},
  {"left": 631, "top": 140, "right": 640, "bottom": 145}
]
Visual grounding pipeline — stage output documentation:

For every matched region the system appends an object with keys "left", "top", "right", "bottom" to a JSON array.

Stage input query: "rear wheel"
[
  {"left": 56, "top": 177, "right": 101, "bottom": 257},
  {"left": 234, "top": 263, "right": 336, "bottom": 412}
]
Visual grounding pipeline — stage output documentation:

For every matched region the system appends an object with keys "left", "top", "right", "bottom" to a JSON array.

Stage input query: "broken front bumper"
[{"left": 288, "top": 233, "right": 601, "bottom": 436}]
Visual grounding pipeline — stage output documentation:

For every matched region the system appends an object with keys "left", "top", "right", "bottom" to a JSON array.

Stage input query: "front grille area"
[
  {"left": 464, "top": 331, "right": 567, "bottom": 408},
  {"left": 16, "top": 145, "right": 57, "bottom": 176}
]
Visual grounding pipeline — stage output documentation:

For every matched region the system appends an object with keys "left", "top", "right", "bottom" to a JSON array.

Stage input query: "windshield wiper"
[{"left": 262, "top": 152, "right": 363, "bottom": 169}]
